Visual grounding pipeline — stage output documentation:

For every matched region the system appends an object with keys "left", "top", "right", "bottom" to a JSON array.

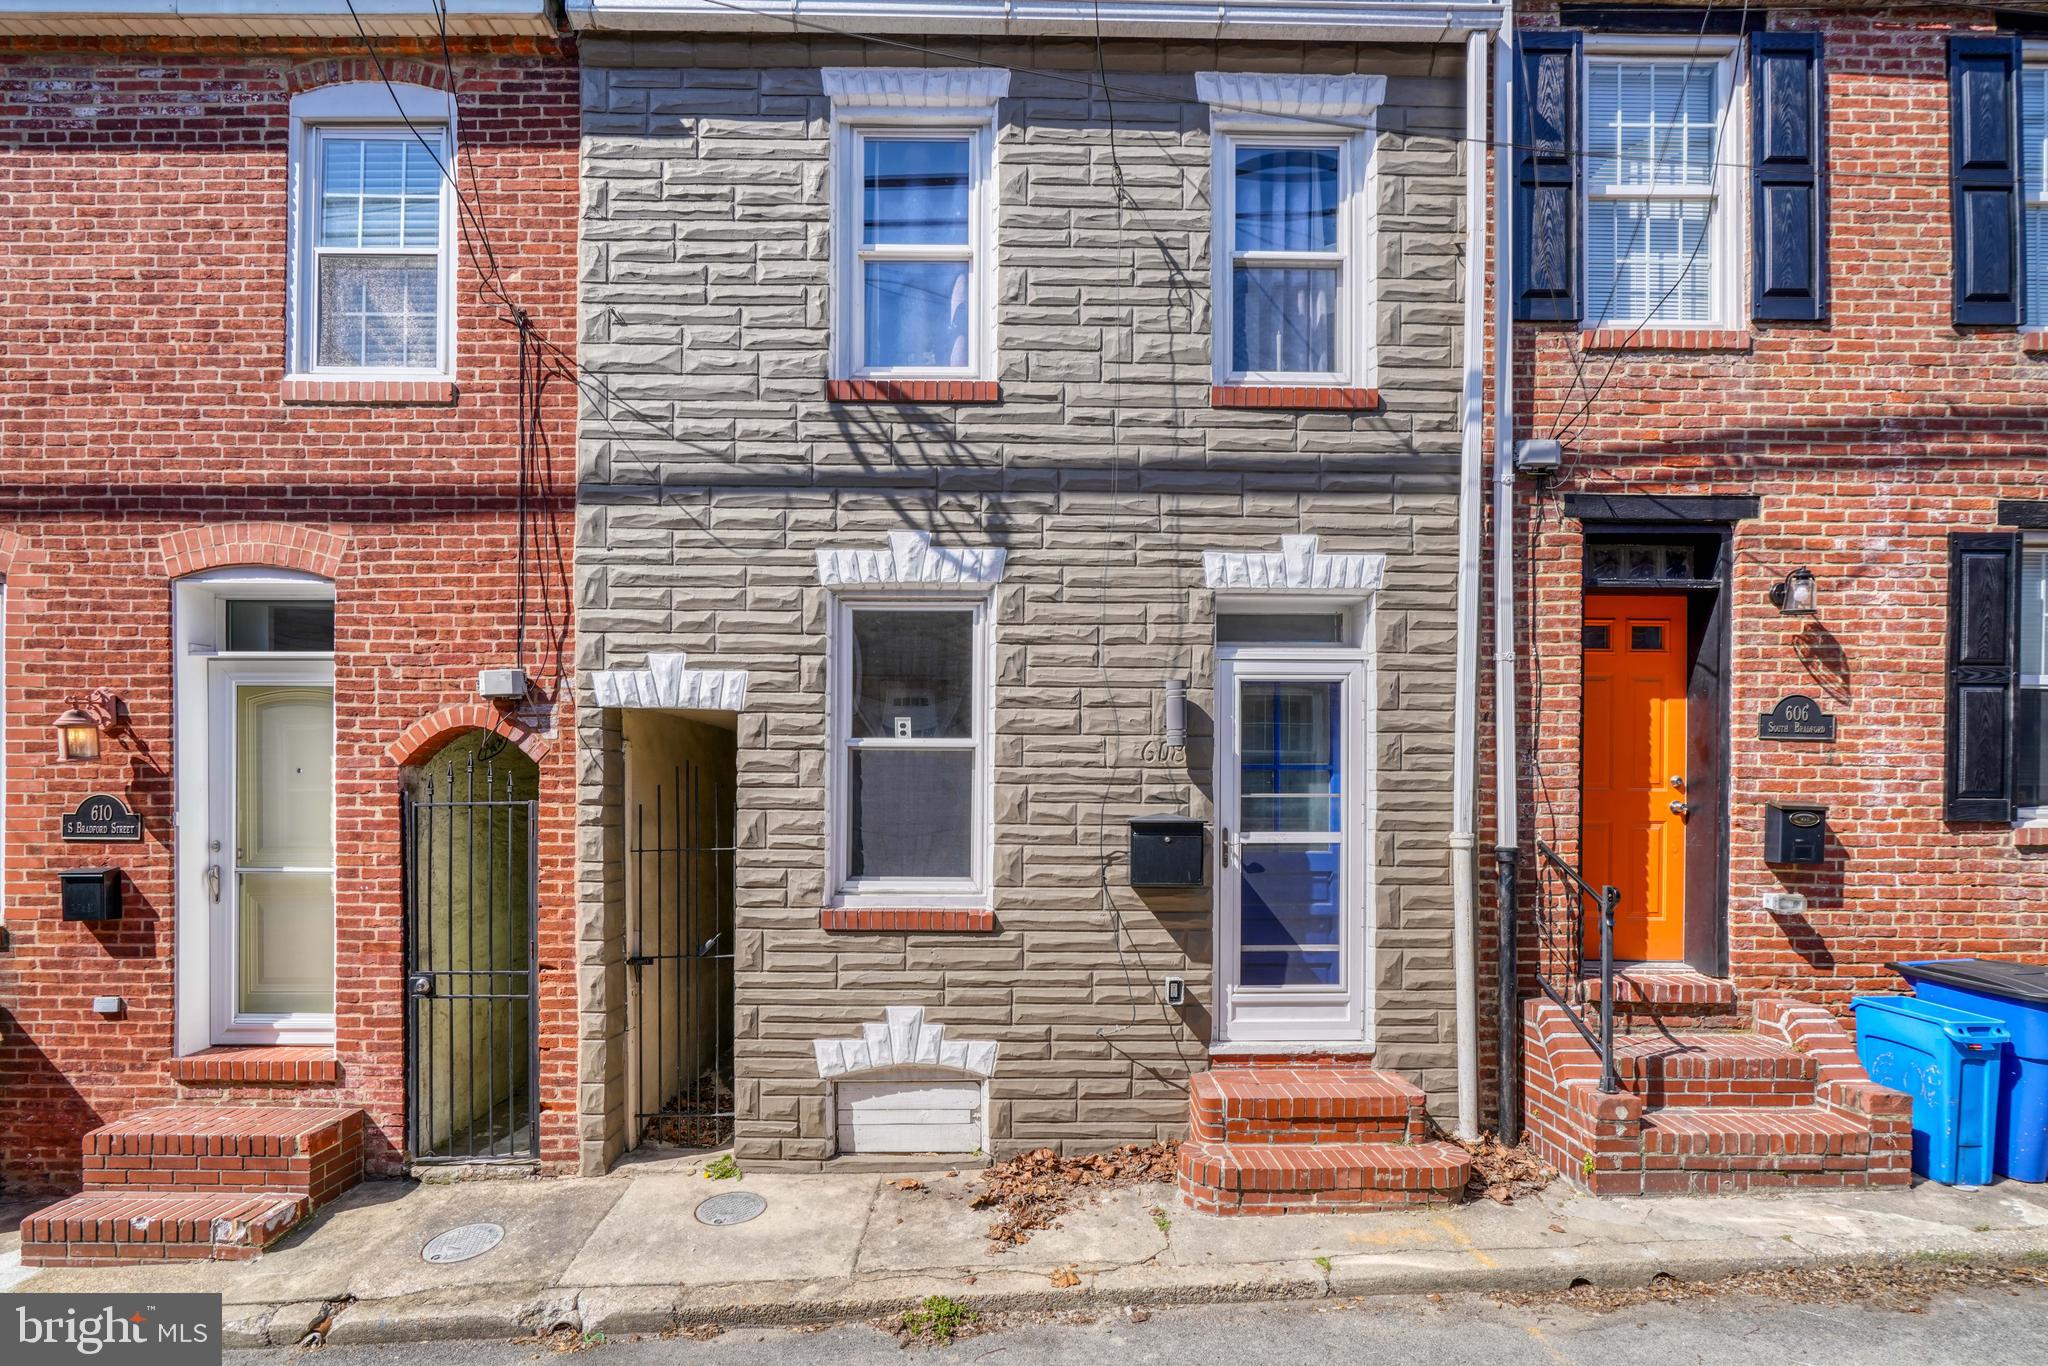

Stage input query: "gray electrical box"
[
  {"left": 61, "top": 867, "right": 122, "bottom": 921},
  {"left": 1128, "top": 813, "right": 1205, "bottom": 889},
  {"left": 1764, "top": 803, "right": 1827, "bottom": 864},
  {"left": 478, "top": 667, "right": 529, "bottom": 700}
]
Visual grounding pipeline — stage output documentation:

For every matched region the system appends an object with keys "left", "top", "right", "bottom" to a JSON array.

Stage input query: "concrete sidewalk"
[{"left": 7, "top": 1149, "right": 2048, "bottom": 1347}]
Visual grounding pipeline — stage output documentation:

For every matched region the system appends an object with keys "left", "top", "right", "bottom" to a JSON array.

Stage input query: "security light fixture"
[
  {"left": 1162, "top": 678, "right": 1188, "bottom": 747},
  {"left": 1769, "top": 566, "right": 1819, "bottom": 616},
  {"left": 53, "top": 689, "right": 125, "bottom": 762}
]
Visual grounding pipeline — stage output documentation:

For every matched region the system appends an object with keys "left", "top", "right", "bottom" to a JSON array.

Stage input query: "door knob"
[
  {"left": 1669, "top": 775, "right": 1685, "bottom": 790},
  {"left": 1669, "top": 800, "right": 1691, "bottom": 817}
]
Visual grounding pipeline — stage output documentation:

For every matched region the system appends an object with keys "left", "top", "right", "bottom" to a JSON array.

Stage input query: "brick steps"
[
  {"left": 1523, "top": 997, "right": 1913, "bottom": 1198},
  {"left": 22, "top": 1192, "right": 305, "bottom": 1266},
  {"left": 1189, "top": 1065, "right": 1422, "bottom": 1144},
  {"left": 23, "top": 1104, "right": 365, "bottom": 1266},
  {"left": 1610, "top": 1031, "right": 1818, "bottom": 1108},
  {"left": 1179, "top": 1062, "right": 1467, "bottom": 1216}
]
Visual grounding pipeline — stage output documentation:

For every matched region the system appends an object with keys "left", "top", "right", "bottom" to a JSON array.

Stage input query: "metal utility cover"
[
  {"left": 422, "top": 1222, "right": 505, "bottom": 1265},
  {"left": 695, "top": 1191, "right": 767, "bottom": 1227}
]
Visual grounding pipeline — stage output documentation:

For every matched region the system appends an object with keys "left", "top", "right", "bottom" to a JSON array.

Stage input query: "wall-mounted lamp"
[
  {"left": 1769, "top": 567, "right": 1819, "bottom": 617},
  {"left": 1162, "top": 679, "right": 1188, "bottom": 748},
  {"left": 53, "top": 689, "right": 124, "bottom": 763}
]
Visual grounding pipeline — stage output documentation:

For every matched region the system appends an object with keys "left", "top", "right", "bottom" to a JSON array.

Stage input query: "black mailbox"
[
  {"left": 1764, "top": 804, "right": 1827, "bottom": 864},
  {"left": 61, "top": 867, "right": 122, "bottom": 921},
  {"left": 1128, "top": 813, "right": 1206, "bottom": 889}
]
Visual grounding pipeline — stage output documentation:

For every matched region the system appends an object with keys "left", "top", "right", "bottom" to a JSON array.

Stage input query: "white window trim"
[
  {"left": 1205, "top": 105, "right": 1377, "bottom": 389},
  {"left": 826, "top": 69, "right": 1005, "bottom": 383},
  {"left": 1580, "top": 35, "right": 1747, "bottom": 333},
  {"left": 286, "top": 81, "right": 458, "bottom": 383},
  {"left": 825, "top": 593, "right": 994, "bottom": 908},
  {"left": 172, "top": 569, "right": 339, "bottom": 1054},
  {"left": 2019, "top": 535, "right": 2048, "bottom": 828}
]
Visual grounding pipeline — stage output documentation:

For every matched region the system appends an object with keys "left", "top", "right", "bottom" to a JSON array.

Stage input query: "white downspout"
[
  {"left": 1450, "top": 25, "right": 1491, "bottom": 1144},
  {"left": 1491, "top": 5, "right": 1524, "bottom": 1140}
]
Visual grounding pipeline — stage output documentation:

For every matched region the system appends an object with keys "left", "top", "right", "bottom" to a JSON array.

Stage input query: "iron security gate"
[
  {"left": 629, "top": 760, "right": 735, "bottom": 1149},
  {"left": 403, "top": 743, "right": 540, "bottom": 1162}
]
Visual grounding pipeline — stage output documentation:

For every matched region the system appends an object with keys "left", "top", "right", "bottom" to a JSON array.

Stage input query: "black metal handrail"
[{"left": 1533, "top": 839, "right": 1620, "bottom": 1094}]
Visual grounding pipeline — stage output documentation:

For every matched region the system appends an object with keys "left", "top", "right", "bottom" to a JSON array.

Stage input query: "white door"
[
  {"left": 1214, "top": 655, "right": 1369, "bottom": 1045},
  {"left": 208, "top": 658, "right": 336, "bottom": 1043}
]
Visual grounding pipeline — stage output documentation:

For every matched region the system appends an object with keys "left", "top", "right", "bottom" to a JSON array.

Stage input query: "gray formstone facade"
[{"left": 574, "top": 34, "right": 1472, "bottom": 1172}]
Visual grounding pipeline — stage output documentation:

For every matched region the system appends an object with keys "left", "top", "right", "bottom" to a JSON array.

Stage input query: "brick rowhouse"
[
  {"left": 1496, "top": 7, "right": 2048, "bottom": 1187},
  {"left": 0, "top": 22, "right": 580, "bottom": 1198}
]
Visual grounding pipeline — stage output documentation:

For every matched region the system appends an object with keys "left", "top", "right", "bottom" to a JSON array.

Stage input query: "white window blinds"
[
  {"left": 1584, "top": 58, "right": 1721, "bottom": 327},
  {"left": 2023, "top": 68, "right": 2047, "bottom": 330}
]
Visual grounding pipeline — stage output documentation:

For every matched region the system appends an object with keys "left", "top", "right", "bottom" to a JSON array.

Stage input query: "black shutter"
[
  {"left": 1513, "top": 30, "right": 1582, "bottom": 322},
  {"left": 1948, "top": 35, "right": 2025, "bottom": 326},
  {"left": 1751, "top": 32, "right": 1827, "bottom": 322},
  {"left": 1946, "top": 532, "right": 2020, "bottom": 821}
]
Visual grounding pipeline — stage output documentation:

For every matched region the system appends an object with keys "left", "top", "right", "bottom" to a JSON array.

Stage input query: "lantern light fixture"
[
  {"left": 52, "top": 689, "right": 125, "bottom": 763},
  {"left": 1769, "top": 566, "right": 1819, "bottom": 617}
]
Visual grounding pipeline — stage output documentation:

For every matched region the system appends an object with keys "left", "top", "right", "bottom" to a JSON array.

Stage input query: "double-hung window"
[
  {"left": 2024, "top": 61, "right": 2047, "bottom": 329},
  {"left": 2020, "top": 543, "right": 2048, "bottom": 814},
  {"left": 288, "top": 83, "right": 454, "bottom": 379},
  {"left": 1212, "top": 131, "right": 1370, "bottom": 386},
  {"left": 824, "top": 70, "right": 1005, "bottom": 382},
  {"left": 1582, "top": 41, "right": 1741, "bottom": 329},
  {"left": 832, "top": 601, "right": 987, "bottom": 899}
]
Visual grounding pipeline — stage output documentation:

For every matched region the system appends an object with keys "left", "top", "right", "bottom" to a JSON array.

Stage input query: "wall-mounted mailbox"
[
  {"left": 1128, "top": 813, "right": 1205, "bottom": 889},
  {"left": 1763, "top": 804, "right": 1827, "bottom": 865},
  {"left": 60, "top": 867, "right": 122, "bottom": 921}
]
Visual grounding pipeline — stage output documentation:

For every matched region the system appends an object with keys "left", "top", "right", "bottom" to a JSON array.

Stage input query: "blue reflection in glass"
[{"left": 863, "top": 138, "right": 970, "bottom": 246}]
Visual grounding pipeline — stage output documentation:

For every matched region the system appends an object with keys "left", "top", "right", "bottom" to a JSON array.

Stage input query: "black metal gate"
[
  {"left": 629, "top": 760, "right": 735, "bottom": 1148},
  {"left": 403, "top": 743, "right": 540, "bottom": 1162}
]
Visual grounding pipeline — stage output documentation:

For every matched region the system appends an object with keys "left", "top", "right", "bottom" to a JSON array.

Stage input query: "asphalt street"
[{"left": 235, "top": 1284, "right": 2048, "bottom": 1366}]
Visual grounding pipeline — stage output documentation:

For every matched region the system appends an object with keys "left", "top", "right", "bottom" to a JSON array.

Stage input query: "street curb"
[{"left": 296, "top": 1225, "right": 2048, "bottom": 1348}]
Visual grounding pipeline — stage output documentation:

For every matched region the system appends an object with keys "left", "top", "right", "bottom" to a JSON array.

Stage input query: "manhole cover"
[
  {"left": 422, "top": 1222, "right": 505, "bottom": 1265},
  {"left": 695, "top": 1192, "right": 767, "bottom": 1227}
]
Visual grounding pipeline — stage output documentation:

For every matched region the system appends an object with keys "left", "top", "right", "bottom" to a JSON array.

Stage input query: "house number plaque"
[
  {"left": 1758, "top": 694, "right": 1837, "bottom": 743},
  {"left": 61, "top": 793, "right": 143, "bottom": 842}
]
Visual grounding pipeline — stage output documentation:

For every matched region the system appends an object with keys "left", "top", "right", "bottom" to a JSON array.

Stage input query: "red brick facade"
[
  {"left": 0, "top": 36, "right": 580, "bottom": 1194},
  {"left": 1502, "top": 8, "right": 2048, "bottom": 1045}
]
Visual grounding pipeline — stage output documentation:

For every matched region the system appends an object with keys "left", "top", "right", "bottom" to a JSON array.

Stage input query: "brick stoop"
[
  {"left": 1522, "top": 997, "right": 1911, "bottom": 1197},
  {"left": 1178, "top": 1063, "right": 1471, "bottom": 1215},
  {"left": 22, "top": 1105, "right": 365, "bottom": 1266}
]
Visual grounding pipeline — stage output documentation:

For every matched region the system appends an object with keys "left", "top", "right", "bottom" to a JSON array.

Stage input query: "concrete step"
[
  {"left": 1178, "top": 1138, "right": 1471, "bottom": 1216},
  {"left": 81, "top": 1105, "right": 364, "bottom": 1204},
  {"left": 21, "top": 1191, "right": 304, "bottom": 1266},
  {"left": 1611, "top": 1032, "right": 1818, "bottom": 1107},
  {"left": 1188, "top": 1065, "right": 1423, "bottom": 1145}
]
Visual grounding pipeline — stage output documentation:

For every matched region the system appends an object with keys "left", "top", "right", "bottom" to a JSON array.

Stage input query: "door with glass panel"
[
  {"left": 208, "top": 658, "right": 336, "bottom": 1043},
  {"left": 1215, "top": 656, "right": 1368, "bottom": 1044}
]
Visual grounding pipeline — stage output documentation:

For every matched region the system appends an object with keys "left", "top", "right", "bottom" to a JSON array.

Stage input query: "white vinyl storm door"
[
  {"left": 207, "top": 657, "right": 337, "bottom": 1043},
  {"left": 1214, "top": 655, "right": 1369, "bottom": 1045}
]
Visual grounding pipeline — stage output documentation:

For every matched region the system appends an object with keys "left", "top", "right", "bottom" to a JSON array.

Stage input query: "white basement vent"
[
  {"left": 814, "top": 1006, "right": 997, "bottom": 1156},
  {"left": 836, "top": 1066, "right": 984, "bottom": 1154}
]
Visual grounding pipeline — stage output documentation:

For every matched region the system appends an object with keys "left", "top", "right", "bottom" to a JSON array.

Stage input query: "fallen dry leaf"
[
  {"left": 1455, "top": 1134, "right": 1556, "bottom": 1204},
  {"left": 972, "top": 1142, "right": 1178, "bottom": 1248},
  {"left": 1049, "top": 1266, "right": 1081, "bottom": 1288},
  {"left": 891, "top": 1178, "right": 926, "bottom": 1192}
]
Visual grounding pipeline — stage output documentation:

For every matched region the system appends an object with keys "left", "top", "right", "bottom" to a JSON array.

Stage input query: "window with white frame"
[
  {"left": 288, "top": 83, "right": 454, "bottom": 378},
  {"left": 2019, "top": 542, "right": 2048, "bottom": 813},
  {"left": 2024, "top": 62, "right": 2047, "bottom": 330},
  {"left": 1583, "top": 42, "right": 1741, "bottom": 329},
  {"left": 833, "top": 601, "right": 986, "bottom": 897},
  {"left": 823, "top": 68, "right": 1005, "bottom": 382}
]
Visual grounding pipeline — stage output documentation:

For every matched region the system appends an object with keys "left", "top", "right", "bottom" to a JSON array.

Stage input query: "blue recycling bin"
[
  {"left": 1890, "top": 959, "right": 2048, "bottom": 1183},
  {"left": 1852, "top": 994, "right": 2007, "bottom": 1186}
]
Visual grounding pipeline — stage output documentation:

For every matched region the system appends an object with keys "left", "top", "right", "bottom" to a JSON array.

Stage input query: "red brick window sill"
[
  {"left": 283, "top": 377, "right": 458, "bottom": 406},
  {"left": 1211, "top": 385, "right": 1379, "bottom": 411},
  {"left": 2022, "top": 332, "right": 2048, "bottom": 355},
  {"left": 825, "top": 379, "right": 1001, "bottom": 404},
  {"left": 167, "top": 1045, "right": 340, "bottom": 1085},
  {"left": 820, "top": 907, "right": 996, "bottom": 932},
  {"left": 2015, "top": 825, "right": 2048, "bottom": 850},
  {"left": 1579, "top": 328, "right": 1752, "bottom": 352}
]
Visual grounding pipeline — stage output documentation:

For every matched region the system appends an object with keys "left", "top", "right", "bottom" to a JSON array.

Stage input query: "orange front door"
[{"left": 1580, "top": 595, "right": 1688, "bottom": 961}]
